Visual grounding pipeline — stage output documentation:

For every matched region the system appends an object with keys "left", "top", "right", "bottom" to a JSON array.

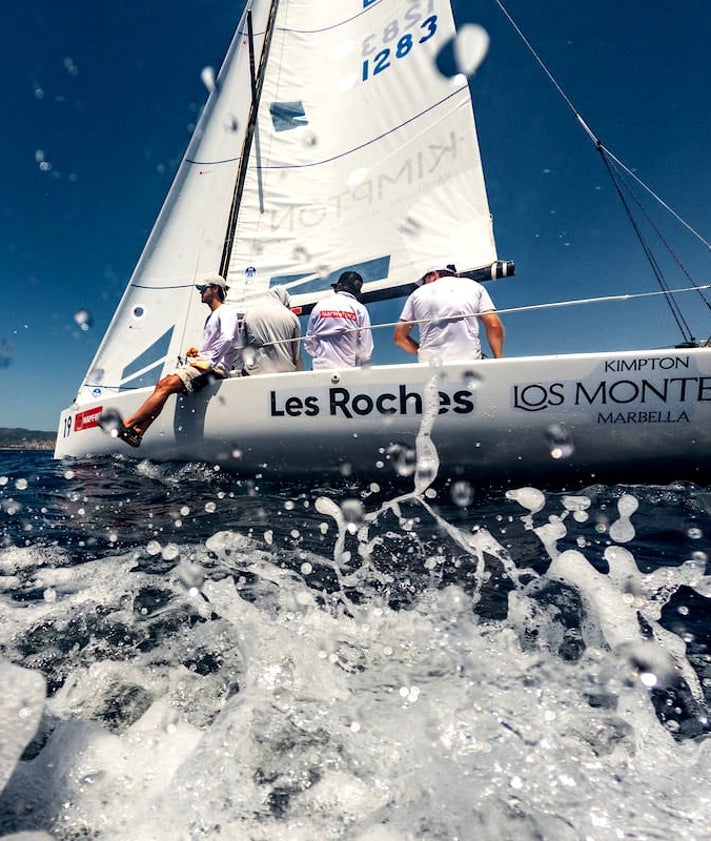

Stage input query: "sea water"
[{"left": 1, "top": 450, "right": 710, "bottom": 840}]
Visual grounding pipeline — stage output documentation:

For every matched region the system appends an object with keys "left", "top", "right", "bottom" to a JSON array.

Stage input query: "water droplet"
[
  {"left": 562, "top": 495, "right": 591, "bottom": 513},
  {"left": 609, "top": 494, "right": 638, "bottom": 543},
  {"left": 385, "top": 443, "right": 416, "bottom": 476},
  {"left": 463, "top": 370, "right": 482, "bottom": 391},
  {"left": 241, "top": 346, "right": 257, "bottom": 368},
  {"left": 73, "top": 309, "right": 93, "bottom": 331},
  {"left": 204, "top": 501, "right": 217, "bottom": 513},
  {"left": 506, "top": 487, "right": 546, "bottom": 515},
  {"left": 341, "top": 498, "right": 365, "bottom": 525},
  {"left": 450, "top": 480, "right": 474, "bottom": 507},
  {"left": 687, "top": 527, "right": 703, "bottom": 540},
  {"left": 146, "top": 540, "right": 161, "bottom": 556},
  {"left": 545, "top": 423, "right": 574, "bottom": 460},
  {"left": 14, "top": 478, "right": 28, "bottom": 491},
  {"left": 264, "top": 530, "right": 274, "bottom": 545},
  {"left": 96, "top": 409, "right": 122, "bottom": 437},
  {"left": 201, "top": 66, "right": 215, "bottom": 92},
  {"left": 347, "top": 167, "right": 369, "bottom": 187},
  {"left": 617, "top": 493, "right": 639, "bottom": 518},
  {"left": 453, "top": 24, "right": 490, "bottom": 76},
  {"left": 436, "top": 25, "right": 490, "bottom": 79},
  {"left": 301, "top": 562, "right": 313, "bottom": 575}
]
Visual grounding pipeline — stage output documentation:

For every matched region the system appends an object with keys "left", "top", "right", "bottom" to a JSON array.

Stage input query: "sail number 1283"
[{"left": 362, "top": 15, "right": 438, "bottom": 82}]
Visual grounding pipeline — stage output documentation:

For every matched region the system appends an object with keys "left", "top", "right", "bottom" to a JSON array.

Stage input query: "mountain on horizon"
[{"left": 0, "top": 427, "right": 55, "bottom": 450}]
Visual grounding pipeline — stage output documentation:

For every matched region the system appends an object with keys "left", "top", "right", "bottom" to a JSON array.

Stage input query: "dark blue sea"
[{"left": 1, "top": 450, "right": 711, "bottom": 840}]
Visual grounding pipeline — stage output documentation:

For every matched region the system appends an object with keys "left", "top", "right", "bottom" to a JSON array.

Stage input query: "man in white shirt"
[
  {"left": 394, "top": 263, "right": 504, "bottom": 363},
  {"left": 304, "top": 271, "right": 374, "bottom": 369},
  {"left": 106, "top": 274, "right": 239, "bottom": 447}
]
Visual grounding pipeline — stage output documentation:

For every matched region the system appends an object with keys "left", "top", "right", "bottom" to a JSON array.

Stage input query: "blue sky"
[{"left": 1, "top": 0, "right": 709, "bottom": 431}]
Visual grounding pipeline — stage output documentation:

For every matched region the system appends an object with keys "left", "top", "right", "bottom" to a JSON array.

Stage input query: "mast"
[{"left": 218, "top": 0, "right": 280, "bottom": 279}]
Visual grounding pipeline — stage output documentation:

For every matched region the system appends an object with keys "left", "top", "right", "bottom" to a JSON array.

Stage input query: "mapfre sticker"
[{"left": 74, "top": 406, "right": 103, "bottom": 432}]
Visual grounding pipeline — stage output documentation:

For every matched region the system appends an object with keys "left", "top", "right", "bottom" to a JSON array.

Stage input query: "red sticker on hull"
[{"left": 74, "top": 406, "right": 103, "bottom": 432}]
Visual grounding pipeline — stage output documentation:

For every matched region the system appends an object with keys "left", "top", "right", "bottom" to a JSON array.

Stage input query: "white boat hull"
[{"left": 55, "top": 348, "right": 711, "bottom": 484}]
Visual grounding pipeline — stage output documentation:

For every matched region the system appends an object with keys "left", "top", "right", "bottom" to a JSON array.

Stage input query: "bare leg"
[{"left": 123, "top": 374, "right": 186, "bottom": 435}]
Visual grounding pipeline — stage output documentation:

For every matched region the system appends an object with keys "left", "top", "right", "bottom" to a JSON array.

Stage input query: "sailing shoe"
[{"left": 117, "top": 425, "right": 143, "bottom": 448}]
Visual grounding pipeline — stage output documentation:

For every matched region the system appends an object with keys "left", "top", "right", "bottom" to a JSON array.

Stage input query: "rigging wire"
[
  {"left": 612, "top": 164, "right": 711, "bottom": 311},
  {"left": 491, "top": 0, "right": 710, "bottom": 341},
  {"left": 79, "top": 282, "right": 711, "bottom": 390},
  {"left": 597, "top": 149, "right": 695, "bottom": 344}
]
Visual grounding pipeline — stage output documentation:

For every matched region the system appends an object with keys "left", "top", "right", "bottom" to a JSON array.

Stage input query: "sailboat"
[{"left": 54, "top": 0, "right": 711, "bottom": 484}]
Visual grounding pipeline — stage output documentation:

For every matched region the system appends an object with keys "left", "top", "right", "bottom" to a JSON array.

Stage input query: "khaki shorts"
[{"left": 174, "top": 364, "right": 226, "bottom": 394}]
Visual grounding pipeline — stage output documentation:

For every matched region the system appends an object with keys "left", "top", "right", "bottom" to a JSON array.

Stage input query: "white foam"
[{"left": 1, "top": 486, "right": 710, "bottom": 838}]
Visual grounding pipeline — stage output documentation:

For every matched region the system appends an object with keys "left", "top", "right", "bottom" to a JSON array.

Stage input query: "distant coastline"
[{"left": 0, "top": 427, "right": 55, "bottom": 451}]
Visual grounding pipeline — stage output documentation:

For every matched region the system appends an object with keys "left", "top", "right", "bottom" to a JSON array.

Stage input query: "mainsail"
[{"left": 75, "top": 0, "right": 498, "bottom": 405}]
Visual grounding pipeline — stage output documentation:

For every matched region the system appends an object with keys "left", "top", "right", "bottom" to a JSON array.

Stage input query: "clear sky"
[{"left": 1, "top": 0, "right": 709, "bottom": 431}]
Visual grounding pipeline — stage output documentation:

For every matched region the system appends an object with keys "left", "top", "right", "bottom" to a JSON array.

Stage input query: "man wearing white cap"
[
  {"left": 104, "top": 274, "right": 240, "bottom": 447},
  {"left": 394, "top": 263, "right": 504, "bottom": 363}
]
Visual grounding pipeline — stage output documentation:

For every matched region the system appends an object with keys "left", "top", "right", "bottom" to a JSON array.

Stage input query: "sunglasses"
[{"left": 195, "top": 284, "right": 213, "bottom": 293}]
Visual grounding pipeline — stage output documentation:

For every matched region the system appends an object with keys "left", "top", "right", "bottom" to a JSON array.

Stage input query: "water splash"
[{"left": 2, "top": 456, "right": 711, "bottom": 838}]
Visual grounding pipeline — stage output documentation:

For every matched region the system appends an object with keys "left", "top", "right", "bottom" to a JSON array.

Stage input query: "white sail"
[
  {"left": 74, "top": 0, "right": 496, "bottom": 407},
  {"left": 74, "top": 3, "right": 270, "bottom": 405},
  {"left": 227, "top": 0, "right": 497, "bottom": 311}
]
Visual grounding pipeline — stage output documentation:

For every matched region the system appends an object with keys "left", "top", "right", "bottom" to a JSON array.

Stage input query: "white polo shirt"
[{"left": 399, "top": 276, "right": 495, "bottom": 362}]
